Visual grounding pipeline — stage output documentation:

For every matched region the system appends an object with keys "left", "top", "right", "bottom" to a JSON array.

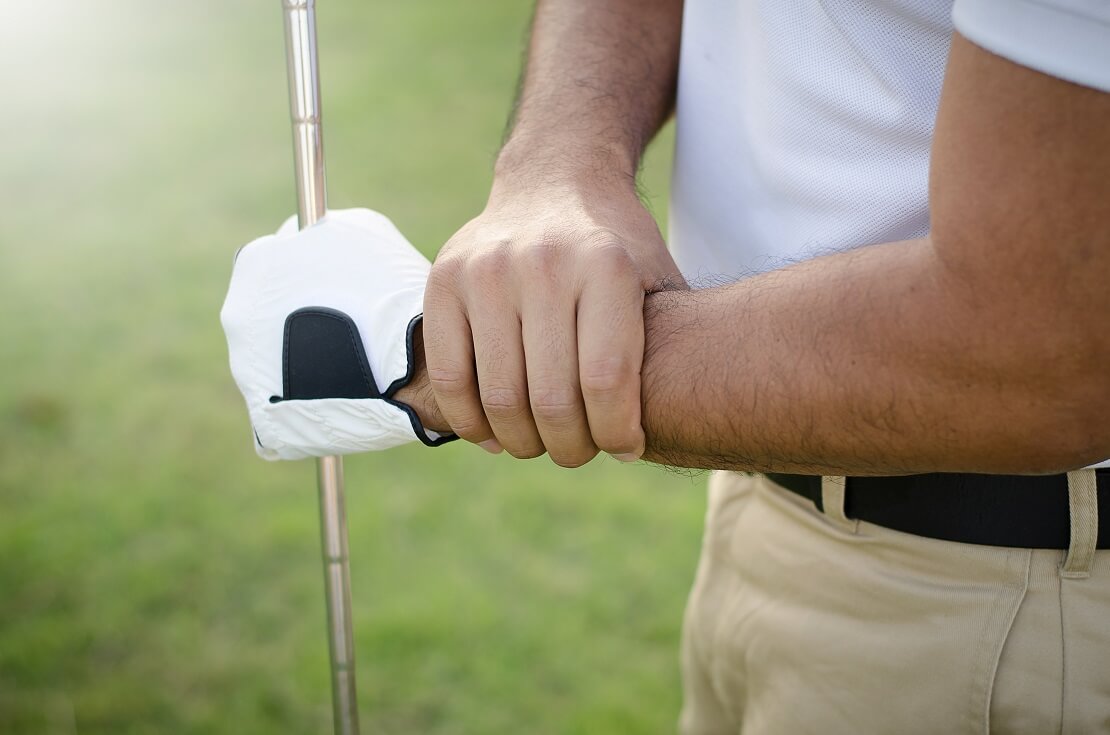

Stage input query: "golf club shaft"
[{"left": 281, "top": 2, "right": 361, "bottom": 734}]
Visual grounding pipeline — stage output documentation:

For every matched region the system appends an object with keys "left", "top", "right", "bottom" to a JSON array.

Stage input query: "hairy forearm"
[
  {"left": 401, "top": 34, "right": 1108, "bottom": 472},
  {"left": 404, "top": 234, "right": 1107, "bottom": 472},
  {"left": 495, "top": 0, "right": 683, "bottom": 190},
  {"left": 641, "top": 36, "right": 1110, "bottom": 476},
  {"left": 639, "top": 237, "right": 1110, "bottom": 475}
]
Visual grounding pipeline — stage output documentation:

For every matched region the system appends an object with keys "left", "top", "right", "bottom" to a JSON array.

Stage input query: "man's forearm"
[
  {"left": 405, "top": 234, "right": 1106, "bottom": 474},
  {"left": 640, "top": 237, "right": 1109, "bottom": 475},
  {"left": 638, "top": 36, "right": 1110, "bottom": 476},
  {"left": 403, "top": 34, "right": 1108, "bottom": 472},
  {"left": 495, "top": 0, "right": 683, "bottom": 190}
]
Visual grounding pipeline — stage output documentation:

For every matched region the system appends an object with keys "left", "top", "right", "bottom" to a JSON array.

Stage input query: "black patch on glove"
[
  {"left": 281, "top": 307, "right": 380, "bottom": 400},
  {"left": 272, "top": 308, "right": 457, "bottom": 448}
]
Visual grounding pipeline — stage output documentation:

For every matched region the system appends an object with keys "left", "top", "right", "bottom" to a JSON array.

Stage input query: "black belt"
[{"left": 765, "top": 471, "right": 1110, "bottom": 549}]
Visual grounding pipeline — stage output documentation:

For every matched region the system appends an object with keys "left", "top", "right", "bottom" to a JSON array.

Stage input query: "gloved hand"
[{"left": 220, "top": 208, "right": 454, "bottom": 460}]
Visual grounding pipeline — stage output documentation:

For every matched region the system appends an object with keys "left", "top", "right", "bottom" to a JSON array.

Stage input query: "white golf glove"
[{"left": 220, "top": 207, "right": 454, "bottom": 460}]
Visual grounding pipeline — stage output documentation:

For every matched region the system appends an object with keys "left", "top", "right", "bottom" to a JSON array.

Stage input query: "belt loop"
[
  {"left": 821, "top": 476, "right": 859, "bottom": 533},
  {"left": 1061, "top": 470, "right": 1098, "bottom": 579}
]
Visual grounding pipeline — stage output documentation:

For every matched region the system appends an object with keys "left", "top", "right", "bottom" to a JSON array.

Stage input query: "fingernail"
[
  {"left": 611, "top": 452, "right": 640, "bottom": 463},
  {"left": 479, "top": 439, "right": 503, "bottom": 455}
]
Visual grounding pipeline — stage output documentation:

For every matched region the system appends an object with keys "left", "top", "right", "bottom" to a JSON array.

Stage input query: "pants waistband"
[{"left": 765, "top": 470, "right": 1109, "bottom": 550}]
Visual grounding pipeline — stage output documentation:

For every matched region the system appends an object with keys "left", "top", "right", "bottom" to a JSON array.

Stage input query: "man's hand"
[
  {"left": 409, "top": 0, "right": 684, "bottom": 466},
  {"left": 421, "top": 177, "right": 684, "bottom": 466}
]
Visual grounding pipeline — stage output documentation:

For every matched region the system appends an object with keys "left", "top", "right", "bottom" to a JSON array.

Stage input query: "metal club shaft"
[{"left": 281, "top": 2, "right": 361, "bottom": 733}]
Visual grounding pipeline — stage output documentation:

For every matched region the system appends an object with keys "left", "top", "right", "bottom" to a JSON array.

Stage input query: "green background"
[{"left": 0, "top": 1, "right": 706, "bottom": 733}]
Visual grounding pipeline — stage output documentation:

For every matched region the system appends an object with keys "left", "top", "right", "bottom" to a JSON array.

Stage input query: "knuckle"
[
  {"left": 450, "top": 420, "right": 490, "bottom": 444},
  {"left": 428, "top": 255, "right": 464, "bottom": 291},
  {"left": 593, "top": 427, "right": 641, "bottom": 455},
  {"left": 586, "top": 239, "right": 644, "bottom": 289},
  {"left": 529, "top": 386, "right": 581, "bottom": 424},
  {"left": 522, "top": 236, "right": 562, "bottom": 276},
  {"left": 584, "top": 227, "right": 622, "bottom": 247},
  {"left": 580, "top": 357, "right": 635, "bottom": 399},
  {"left": 481, "top": 386, "right": 529, "bottom": 422},
  {"left": 467, "top": 242, "right": 513, "bottom": 284},
  {"left": 590, "top": 239, "right": 635, "bottom": 271},
  {"left": 427, "top": 366, "right": 472, "bottom": 398}
]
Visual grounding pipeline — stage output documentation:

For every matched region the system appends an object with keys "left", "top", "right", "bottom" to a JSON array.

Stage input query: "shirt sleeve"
[{"left": 952, "top": 0, "right": 1110, "bottom": 93}]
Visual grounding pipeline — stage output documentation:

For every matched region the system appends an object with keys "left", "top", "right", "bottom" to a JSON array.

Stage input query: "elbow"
[
  {"left": 1052, "top": 384, "right": 1110, "bottom": 472},
  {"left": 1028, "top": 422, "right": 1109, "bottom": 475},
  {"left": 1007, "top": 362, "right": 1110, "bottom": 474},
  {"left": 1043, "top": 323, "right": 1110, "bottom": 471},
  {"left": 930, "top": 238, "right": 1110, "bottom": 473}
]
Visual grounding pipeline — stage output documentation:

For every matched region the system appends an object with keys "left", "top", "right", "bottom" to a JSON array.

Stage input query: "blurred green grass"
[{"left": 0, "top": 2, "right": 703, "bottom": 733}]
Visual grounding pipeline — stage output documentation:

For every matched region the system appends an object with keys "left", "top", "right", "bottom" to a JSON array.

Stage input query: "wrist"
[{"left": 492, "top": 134, "right": 639, "bottom": 200}]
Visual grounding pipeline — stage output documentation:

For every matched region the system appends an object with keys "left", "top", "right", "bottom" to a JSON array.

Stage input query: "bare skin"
[
  {"left": 399, "top": 17, "right": 1110, "bottom": 475},
  {"left": 416, "top": 0, "right": 686, "bottom": 468}
]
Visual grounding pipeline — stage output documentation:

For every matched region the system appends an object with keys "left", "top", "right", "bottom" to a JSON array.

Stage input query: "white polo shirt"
[
  {"left": 669, "top": 0, "right": 1110, "bottom": 281},
  {"left": 668, "top": 0, "right": 1110, "bottom": 466}
]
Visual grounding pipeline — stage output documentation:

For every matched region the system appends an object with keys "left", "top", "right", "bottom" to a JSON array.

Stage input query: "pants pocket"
[{"left": 686, "top": 475, "right": 1036, "bottom": 735}]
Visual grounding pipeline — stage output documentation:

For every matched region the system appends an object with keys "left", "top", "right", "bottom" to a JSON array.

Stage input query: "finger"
[
  {"left": 466, "top": 281, "right": 545, "bottom": 459},
  {"left": 422, "top": 284, "right": 499, "bottom": 453},
  {"left": 576, "top": 249, "right": 645, "bottom": 461},
  {"left": 520, "top": 269, "right": 598, "bottom": 468}
]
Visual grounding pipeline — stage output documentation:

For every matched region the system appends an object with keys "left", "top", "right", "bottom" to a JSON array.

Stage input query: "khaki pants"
[{"left": 679, "top": 472, "right": 1110, "bottom": 735}]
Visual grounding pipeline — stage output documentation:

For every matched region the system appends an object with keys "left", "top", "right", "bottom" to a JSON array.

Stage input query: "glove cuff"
[{"left": 384, "top": 314, "right": 455, "bottom": 448}]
